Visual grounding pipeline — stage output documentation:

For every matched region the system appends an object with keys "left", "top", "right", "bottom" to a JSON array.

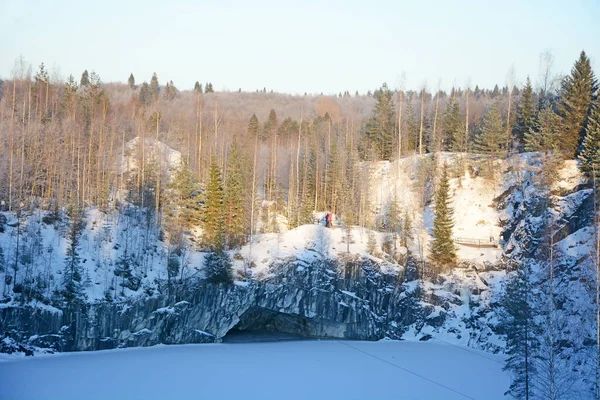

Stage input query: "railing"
[{"left": 454, "top": 237, "right": 499, "bottom": 248}]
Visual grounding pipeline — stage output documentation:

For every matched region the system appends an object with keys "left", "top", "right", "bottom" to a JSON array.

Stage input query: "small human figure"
[{"left": 326, "top": 212, "right": 333, "bottom": 228}]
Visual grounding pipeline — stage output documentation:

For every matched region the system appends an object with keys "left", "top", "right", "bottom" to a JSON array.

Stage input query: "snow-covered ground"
[{"left": 0, "top": 340, "right": 509, "bottom": 400}]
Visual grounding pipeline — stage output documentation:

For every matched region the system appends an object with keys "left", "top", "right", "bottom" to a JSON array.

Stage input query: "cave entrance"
[{"left": 222, "top": 307, "right": 316, "bottom": 343}]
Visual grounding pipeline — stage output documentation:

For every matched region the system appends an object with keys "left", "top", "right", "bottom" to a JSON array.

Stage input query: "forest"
[
  {"left": 0, "top": 47, "right": 599, "bottom": 398},
  {"left": 0, "top": 51, "right": 597, "bottom": 249}
]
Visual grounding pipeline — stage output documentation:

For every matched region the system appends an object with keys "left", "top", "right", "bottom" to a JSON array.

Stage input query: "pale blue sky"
[{"left": 1, "top": 0, "right": 598, "bottom": 94}]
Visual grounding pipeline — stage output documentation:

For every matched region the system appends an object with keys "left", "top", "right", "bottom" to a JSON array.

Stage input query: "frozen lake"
[{"left": 0, "top": 340, "right": 509, "bottom": 400}]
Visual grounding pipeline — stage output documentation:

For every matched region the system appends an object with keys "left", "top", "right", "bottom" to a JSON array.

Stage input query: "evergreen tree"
[
  {"left": 128, "top": 73, "right": 136, "bottom": 89},
  {"left": 429, "top": 163, "right": 456, "bottom": 269},
  {"left": 164, "top": 80, "right": 177, "bottom": 100},
  {"left": 62, "top": 206, "right": 86, "bottom": 304},
  {"left": 491, "top": 84, "right": 500, "bottom": 99},
  {"left": 203, "top": 161, "right": 225, "bottom": 250},
  {"left": 204, "top": 251, "right": 233, "bottom": 284},
  {"left": 404, "top": 98, "right": 418, "bottom": 153},
  {"left": 475, "top": 102, "right": 509, "bottom": 162},
  {"left": 442, "top": 94, "right": 462, "bottom": 152},
  {"left": 578, "top": 101, "right": 600, "bottom": 178},
  {"left": 502, "top": 263, "right": 538, "bottom": 400},
  {"left": 514, "top": 77, "right": 536, "bottom": 152},
  {"left": 224, "top": 137, "right": 247, "bottom": 248},
  {"left": 364, "top": 83, "right": 395, "bottom": 160},
  {"left": 557, "top": 51, "right": 598, "bottom": 158},
  {"left": 194, "top": 81, "right": 203, "bottom": 94},
  {"left": 262, "top": 109, "right": 278, "bottom": 141},
  {"left": 138, "top": 81, "right": 151, "bottom": 107},
  {"left": 247, "top": 114, "right": 260, "bottom": 138},
  {"left": 62, "top": 74, "right": 79, "bottom": 117},
  {"left": 80, "top": 69, "right": 89, "bottom": 86},
  {"left": 525, "top": 106, "right": 561, "bottom": 153},
  {"left": 205, "top": 82, "right": 214, "bottom": 93},
  {"left": 169, "top": 159, "right": 201, "bottom": 229},
  {"left": 150, "top": 72, "right": 159, "bottom": 100}
]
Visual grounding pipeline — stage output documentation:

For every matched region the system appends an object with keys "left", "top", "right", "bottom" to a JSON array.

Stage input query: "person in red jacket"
[{"left": 326, "top": 212, "right": 333, "bottom": 228}]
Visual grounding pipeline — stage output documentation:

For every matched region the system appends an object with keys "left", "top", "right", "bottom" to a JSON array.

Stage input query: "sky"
[{"left": 0, "top": 0, "right": 599, "bottom": 95}]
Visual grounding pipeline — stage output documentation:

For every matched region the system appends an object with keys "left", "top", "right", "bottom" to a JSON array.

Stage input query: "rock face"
[{"left": 1, "top": 257, "right": 418, "bottom": 352}]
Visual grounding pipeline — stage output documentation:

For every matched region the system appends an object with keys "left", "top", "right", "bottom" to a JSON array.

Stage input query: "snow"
[{"left": 0, "top": 340, "right": 509, "bottom": 400}]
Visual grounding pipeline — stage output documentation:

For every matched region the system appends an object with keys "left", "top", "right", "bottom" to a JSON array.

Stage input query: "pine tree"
[
  {"left": 203, "top": 161, "right": 225, "bottom": 251},
  {"left": 525, "top": 106, "right": 561, "bottom": 153},
  {"left": 194, "top": 81, "right": 203, "bottom": 94},
  {"left": 247, "top": 114, "right": 260, "bottom": 138},
  {"left": 364, "top": 83, "right": 395, "bottom": 160},
  {"left": 80, "top": 69, "right": 89, "bottom": 87},
  {"left": 579, "top": 102, "right": 600, "bottom": 179},
  {"left": 224, "top": 137, "right": 247, "bottom": 248},
  {"left": 558, "top": 51, "right": 598, "bottom": 158},
  {"left": 205, "top": 82, "right": 214, "bottom": 93},
  {"left": 515, "top": 77, "right": 536, "bottom": 152},
  {"left": 150, "top": 72, "right": 159, "bottom": 101},
  {"left": 430, "top": 163, "right": 456, "bottom": 269},
  {"left": 128, "top": 73, "right": 136, "bottom": 89}
]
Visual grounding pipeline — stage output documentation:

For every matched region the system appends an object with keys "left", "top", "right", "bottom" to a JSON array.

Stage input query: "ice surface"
[{"left": 0, "top": 340, "right": 509, "bottom": 400}]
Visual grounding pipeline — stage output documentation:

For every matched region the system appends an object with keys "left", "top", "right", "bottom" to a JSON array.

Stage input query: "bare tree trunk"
[
  {"left": 9, "top": 78, "right": 16, "bottom": 211},
  {"left": 593, "top": 166, "right": 600, "bottom": 400},
  {"left": 196, "top": 93, "right": 203, "bottom": 179},
  {"left": 419, "top": 88, "right": 425, "bottom": 155},
  {"left": 506, "top": 72, "right": 514, "bottom": 153},
  {"left": 397, "top": 91, "right": 404, "bottom": 177},
  {"left": 432, "top": 88, "right": 440, "bottom": 153},
  {"left": 155, "top": 103, "right": 160, "bottom": 226}
]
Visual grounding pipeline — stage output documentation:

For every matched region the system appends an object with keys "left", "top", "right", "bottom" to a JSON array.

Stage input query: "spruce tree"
[
  {"left": 138, "top": 82, "right": 151, "bottom": 107},
  {"left": 515, "top": 77, "right": 536, "bottom": 152},
  {"left": 491, "top": 84, "right": 500, "bottom": 99},
  {"left": 578, "top": 102, "right": 600, "bottom": 179},
  {"left": 169, "top": 159, "right": 201, "bottom": 229},
  {"left": 247, "top": 113, "right": 260, "bottom": 138},
  {"left": 475, "top": 102, "right": 508, "bottom": 159},
  {"left": 442, "top": 94, "right": 462, "bottom": 152},
  {"left": 262, "top": 109, "right": 278, "bottom": 141},
  {"left": 194, "top": 81, "right": 203, "bottom": 94},
  {"left": 203, "top": 161, "right": 225, "bottom": 251},
  {"left": 525, "top": 106, "right": 561, "bottom": 153},
  {"left": 80, "top": 69, "right": 89, "bottom": 86},
  {"left": 150, "top": 72, "right": 159, "bottom": 100},
  {"left": 557, "top": 51, "right": 598, "bottom": 158},
  {"left": 204, "top": 251, "right": 233, "bottom": 284},
  {"left": 224, "top": 137, "right": 247, "bottom": 248},
  {"left": 128, "top": 73, "right": 136, "bottom": 89},
  {"left": 205, "top": 82, "right": 214, "bottom": 93},
  {"left": 62, "top": 205, "right": 86, "bottom": 304},
  {"left": 430, "top": 163, "right": 456, "bottom": 269},
  {"left": 364, "top": 83, "right": 395, "bottom": 160}
]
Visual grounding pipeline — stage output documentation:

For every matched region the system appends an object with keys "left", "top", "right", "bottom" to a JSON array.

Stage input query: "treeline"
[{"left": 0, "top": 51, "right": 598, "bottom": 254}]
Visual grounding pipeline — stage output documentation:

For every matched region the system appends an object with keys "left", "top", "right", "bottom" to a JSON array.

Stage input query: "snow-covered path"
[{"left": 0, "top": 340, "right": 509, "bottom": 400}]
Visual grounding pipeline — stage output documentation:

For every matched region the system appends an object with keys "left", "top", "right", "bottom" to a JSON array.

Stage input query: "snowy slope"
[{"left": 0, "top": 340, "right": 509, "bottom": 400}]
